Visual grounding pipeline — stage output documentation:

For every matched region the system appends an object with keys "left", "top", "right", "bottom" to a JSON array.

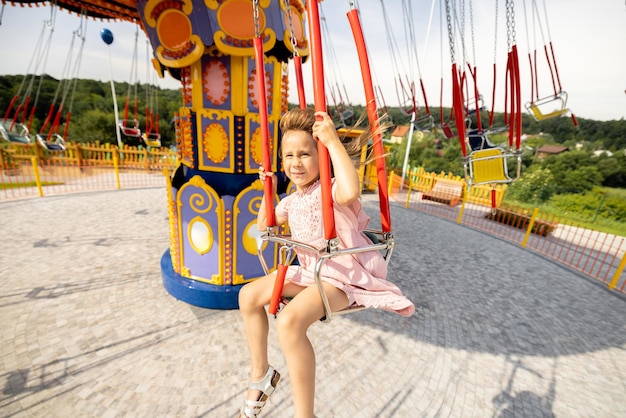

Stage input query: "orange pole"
[
  {"left": 63, "top": 112, "right": 72, "bottom": 139},
  {"left": 3, "top": 95, "right": 19, "bottom": 121},
  {"left": 347, "top": 8, "right": 391, "bottom": 233},
  {"left": 306, "top": 0, "right": 335, "bottom": 240},
  {"left": 512, "top": 45, "right": 522, "bottom": 150},
  {"left": 451, "top": 63, "right": 467, "bottom": 157},
  {"left": 253, "top": 36, "right": 275, "bottom": 227},
  {"left": 294, "top": 56, "right": 306, "bottom": 109},
  {"left": 269, "top": 264, "right": 288, "bottom": 315}
]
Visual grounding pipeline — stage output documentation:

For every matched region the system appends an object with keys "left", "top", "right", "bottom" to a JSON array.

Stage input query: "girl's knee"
[
  {"left": 238, "top": 283, "right": 259, "bottom": 312},
  {"left": 276, "top": 310, "right": 308, "bottom": 344}
]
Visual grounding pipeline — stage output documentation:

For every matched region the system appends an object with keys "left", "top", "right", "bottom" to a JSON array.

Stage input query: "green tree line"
[
  {"left": 2, "top": 75, "right": 624, "bottom": 223},
  {"left": 0, "top": 74, "right": 180, "bottom": 147},
  {"left": 377, "top": 106, "right": 626, "bottom": 229}
]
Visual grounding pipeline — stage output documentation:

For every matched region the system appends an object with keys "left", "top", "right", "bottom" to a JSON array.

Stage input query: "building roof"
[
  {"left": 536, "top": 145, "right": 569, "bottom": 154},
  {"left": 391, "top": 125, "right": 411, "bottom": 137}
]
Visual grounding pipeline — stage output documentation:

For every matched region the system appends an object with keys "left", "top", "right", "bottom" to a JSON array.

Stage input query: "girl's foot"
[{"left": 239, "top": 366, "right": 281, "bottom": 418}]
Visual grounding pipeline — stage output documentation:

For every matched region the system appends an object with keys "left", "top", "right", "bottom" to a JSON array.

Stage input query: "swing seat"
[
  {"left": 468, "top": 129, "right": 496, "bottom": 151},
  {"left": 258, "top": 229, "right": 394, "bottom": 323},
  {"left": 525, "top": 91, "right": 569, "bottom": 122},
  {"left": 465, "top": 147, "right": 521, "bottom": 186},
  {"left": 142, "top": 132, "right": 162, "bottom": 148},
  {"left": 415, "top": 114, "right": 435, "bottom": 131},
  {"left": 440, "top": 118, "right": 471, "bottom": 139},
  {"left": 36, "top": 133, "right": 66, "bottom": 151},
  {"left": 1, "top": 120, "right": 31, "bottom": 144},
  {"left": 120, "top": 119, "right": 141, "bottom": 137},
  {"left": 441, "top": 123, "right": 455, "bottom": 139},
  {"left": 465, "top": 94, "right": 486, "bottom": 115}
]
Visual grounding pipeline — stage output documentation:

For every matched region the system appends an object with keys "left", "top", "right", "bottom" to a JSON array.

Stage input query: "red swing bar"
[
  {"left": 254, "top": 40, "right": 275, "bottom": 229},
  {"left": 347, "top": 7, "right": 391, "bottom": 233},
  {"left": 306, "top": 0, "right": 335, "bottom": 241},
  {"left": 251, "top": 3, "right": 283, "bottom": 314},
  {"left": 294, "top": 56, "right": 306, "bottom": 109},
  {"left": 452, "top": 63, "right": 467, "bottom": 158}
]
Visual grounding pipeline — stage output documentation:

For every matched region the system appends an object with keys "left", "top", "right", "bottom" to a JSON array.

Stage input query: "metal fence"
[
  {"left": 387, "top": 171, "right": 626, "bottom": 296},
  {"left": 0, "top": 142, "right": 175, "bottom": 199},
  {"left": 2, "top": 142, "right": 624, "bottom": 296}
]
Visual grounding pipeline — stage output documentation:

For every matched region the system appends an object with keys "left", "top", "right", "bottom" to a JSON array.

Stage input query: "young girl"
[{"left": 238, "top": 108, "right": 415, "bottom": 418}]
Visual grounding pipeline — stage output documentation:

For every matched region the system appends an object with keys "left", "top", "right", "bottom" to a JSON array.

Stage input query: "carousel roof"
[{"left": 5, "top": 0, "right": 140, "bottom": 22}]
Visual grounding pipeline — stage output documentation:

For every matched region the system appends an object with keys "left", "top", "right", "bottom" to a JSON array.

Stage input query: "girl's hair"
[{"left": 279, "top": 107, "right": 390, "bottom": 164}]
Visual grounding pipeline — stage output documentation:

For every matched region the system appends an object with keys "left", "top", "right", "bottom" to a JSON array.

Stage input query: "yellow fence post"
[
  {"left": 143, "top": 147, "right": 149, "bottom": 171},
  {"left": 31, "top": 157, "right": 43, "bottom": 197},
  {"left": 521, "top": 208, "right": 540, "bottom": 248},
  {"left": 608, "top": 252, "right": 626, "bottom": 290},
  {"left": 457, "top": 182, "right": 467, "bottom": 224},
  {"left": 113, "top": 149, "right": 121, "bottom": 190},
  {"left": 405, "top": 167, "right": 413, "bottom": 208}
]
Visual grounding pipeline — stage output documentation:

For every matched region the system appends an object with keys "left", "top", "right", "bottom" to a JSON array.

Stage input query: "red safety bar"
[
  {"left": 306, "top": 0, "right": 336, "bottom": 240},
  {"left": 347, "top": 8, "right": 391, "bottom": 233},
  {"left": 253, "top": 36, "right": 275, "bottom": 228}
]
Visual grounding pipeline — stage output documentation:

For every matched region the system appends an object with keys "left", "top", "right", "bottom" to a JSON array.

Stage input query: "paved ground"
[{"left": 1, "top": 188, "right": 625, "bottom": 417}]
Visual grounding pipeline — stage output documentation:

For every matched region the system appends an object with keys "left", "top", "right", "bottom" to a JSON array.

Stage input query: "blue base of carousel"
[{"left": 160, "top": 249, "right": 242, "bottom": 310}]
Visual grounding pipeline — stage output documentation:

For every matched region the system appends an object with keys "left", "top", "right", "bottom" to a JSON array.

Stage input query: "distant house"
[
  {"left": 592, "top": 150, "right": 613, "bottom": 157},
  {"left": 389, "top": 125, "right": 410, "bottom": 144},
  {"left": 535, "top": 145, "right": 568, "bottom": 159}
]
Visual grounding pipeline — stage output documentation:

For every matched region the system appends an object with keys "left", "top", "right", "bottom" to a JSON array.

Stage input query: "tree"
[
  {"left": 505, "top": 166, "right": 555, "bottom": 203},
  {"left": 70, "top": 109, "right": 118, "bottom": 144}
]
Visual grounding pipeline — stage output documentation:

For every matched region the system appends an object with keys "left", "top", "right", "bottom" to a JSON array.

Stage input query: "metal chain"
[
  {"left": 253, "top": 0, "right": 261, "bottom": 39},
  {"left": 506, "top": 0, "right": 516, "bottom": 49},
  {"left": 493, "top": 0, "right": 499, "bottom": 62},
  {"left": 469, "top": 0, "right": 476, "bottom": 66},
  {"left": 444, "top": 0, "right": 455, "bottom": 63},
  {"left": 505, "top": 0, "right": 512, "bottom": 51},
  {"left": 282, "top": 0, "right": 299, "bottom": 57}
]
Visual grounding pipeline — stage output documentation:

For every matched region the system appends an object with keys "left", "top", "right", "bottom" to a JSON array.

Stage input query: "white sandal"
[{"left": 239, "top": 366, "right": 281, "bottom": 418}]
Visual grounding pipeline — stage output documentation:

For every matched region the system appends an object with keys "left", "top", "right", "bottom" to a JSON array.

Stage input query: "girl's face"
[{"left": 281, "top": 130, "right": 319, "bottom": 192}]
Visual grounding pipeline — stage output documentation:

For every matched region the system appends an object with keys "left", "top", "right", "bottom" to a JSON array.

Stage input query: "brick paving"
[{"left": 1, "top": 188, "right": 625, "bottom": 417}]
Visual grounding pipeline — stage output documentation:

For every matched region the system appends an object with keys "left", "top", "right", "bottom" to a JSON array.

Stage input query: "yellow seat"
[
  {"left": 528, "top": 103, "right": 569, "bottom": 121},
  {"left": 468, "top": 148, "right": 511, "bottom": 185}
]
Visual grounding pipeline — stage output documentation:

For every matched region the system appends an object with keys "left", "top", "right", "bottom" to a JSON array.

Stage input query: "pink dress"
[{"left": 275, "top": 180, "right": 415, "bottom": 317}]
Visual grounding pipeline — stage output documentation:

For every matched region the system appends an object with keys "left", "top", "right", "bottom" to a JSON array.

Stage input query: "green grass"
[
  {"left": 503, "top": 198, "right": 626, "bottom": 237},
  {"left": 1, "top": 181, "right": 64, "bottom": 189}
]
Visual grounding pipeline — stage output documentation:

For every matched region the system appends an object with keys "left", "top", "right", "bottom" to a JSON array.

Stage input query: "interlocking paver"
[{"left": 1, "top": 188, "right": 625, "bottom": 417}]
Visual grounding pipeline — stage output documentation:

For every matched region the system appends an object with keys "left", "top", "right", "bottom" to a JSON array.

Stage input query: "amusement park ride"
[
  {"left": 2, "top": 0, "right": 575, "bottom": 314},
  {"left": 2, "top": 0, "right": 392, "bottom": 317}
]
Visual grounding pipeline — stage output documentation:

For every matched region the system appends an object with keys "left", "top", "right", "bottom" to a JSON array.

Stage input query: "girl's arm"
[
  {"left": 257, "top": 167, "right": 287, "bottom": 230},
  {"left": 313, "top": 111, "right": 360, "bottom": 206}
]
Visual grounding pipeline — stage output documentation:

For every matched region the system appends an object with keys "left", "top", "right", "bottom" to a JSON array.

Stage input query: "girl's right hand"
[{"left": 259, "top": 166, "right": 278, "bottom": 194}]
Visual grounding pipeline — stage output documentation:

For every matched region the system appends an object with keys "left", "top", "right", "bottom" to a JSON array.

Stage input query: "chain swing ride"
[{"left": 254, "top": 0, "right": 395, "bottom": 323}]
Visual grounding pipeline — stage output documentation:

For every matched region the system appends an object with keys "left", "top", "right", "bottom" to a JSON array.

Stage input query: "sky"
[{"left": 1, "top": 0, "right": 624, "bottom": 122}]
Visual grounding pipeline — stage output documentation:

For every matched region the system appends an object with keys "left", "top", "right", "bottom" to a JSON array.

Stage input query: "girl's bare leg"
[
  {"left": 238, "top": 273, "right": 276, "bottom": 395},
  {"left": 276, "top": 283, "right": 349, "bottom": 418},
  {"left": 238, "top": 274, "right": 307, "bottom": 401}
]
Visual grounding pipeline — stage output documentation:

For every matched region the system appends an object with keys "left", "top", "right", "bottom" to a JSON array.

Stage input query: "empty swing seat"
[
  {"left": 142, "top": 132, "right": 161, "bottom": 147},
  {"left": 527, "top": 103, "right": 569, "bottom": 121},
  {"left": 468, "top": 129, "right": 496, "bottom": 151},
  {"left": 120, "top": 120, "right": 141, "bottom": 137},
  {"left": 467, "top": 148, "right": 517, "bottom": 185},
  {"left": 525, "top": 91, "right": 569, "bottom": 122}
]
